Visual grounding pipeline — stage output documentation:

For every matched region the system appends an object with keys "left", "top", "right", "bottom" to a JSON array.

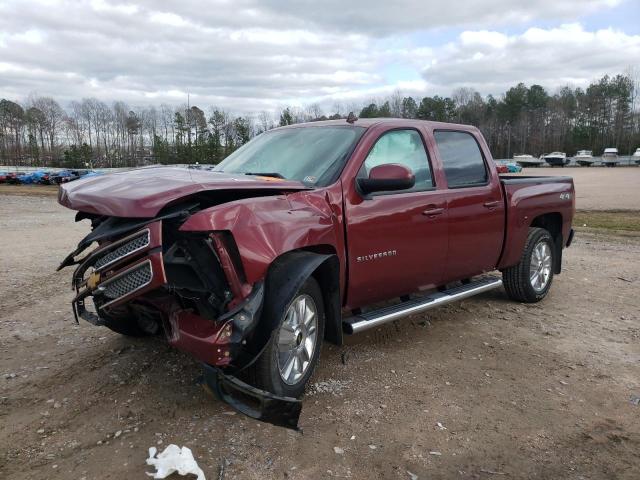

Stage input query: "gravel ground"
[
  {"left": 511, "top": 167, "right": 640, "bottom": 211},
  {"left": 1, "top": 193, "right": 639, "bottom": 480}
]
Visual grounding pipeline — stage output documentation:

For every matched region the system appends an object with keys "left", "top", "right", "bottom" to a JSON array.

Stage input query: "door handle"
[
  {"left": 422, "top": 206, "right": 444, "bottom": 217},
  {"left": 483, "top": 200, "right": 501, "bottom": 210}
]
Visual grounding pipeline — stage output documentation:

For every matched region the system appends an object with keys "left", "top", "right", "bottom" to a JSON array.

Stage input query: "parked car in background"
[
  {"left": 19, "top": 170, "right": 52, "bottom": 184},
  {"left": 51, "top": 169, "right": 91, "bottom": 184},
  {"left": 6, "top": 172, "right": 26, "bottom": 184},
  {"left": 58, "top": 118, "right": 576, "bottom": 429},
  {"left": 38, "top": 172, "right": 53, "bottom": 184},
  {"left": 506, "top": 163, "right": 523, "bottom": 173},
  {"left": 50, "top": 170, "right": 71, "bottom": 184},
  {"left": 34, "top": 171, "right": 52, "bottom": 184},
  {"left": 0, "top": 171, "right": 8, "bottom": 183},
  {"left": 19, "top": 172, "right": 34, "bottom": 184},
  {"left": 495, "top": 163, "right": 509, "bottom": 174}
]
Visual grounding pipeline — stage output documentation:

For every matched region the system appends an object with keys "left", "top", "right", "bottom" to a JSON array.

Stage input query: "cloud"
[
  {"left": 421, "top": 24, "right": 640, "bottom": 94},
  {"left": 121, "top": 0, "right": 625, "bottom": 35},
  {"left": 0, "top": 0, "right": 636, "bottom": 113}
]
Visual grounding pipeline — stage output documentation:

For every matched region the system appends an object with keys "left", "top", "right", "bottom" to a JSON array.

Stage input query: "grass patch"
[
  {"left": 575, "top": 210, "right": 640, "bottom": 232},
  {"left": 0, "top": 184, "right": 59, "bottom": 196}
]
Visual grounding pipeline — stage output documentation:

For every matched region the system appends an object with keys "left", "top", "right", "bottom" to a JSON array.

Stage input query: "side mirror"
[{"left": 357, "top": 163, "right": 415, "bottom": 195}]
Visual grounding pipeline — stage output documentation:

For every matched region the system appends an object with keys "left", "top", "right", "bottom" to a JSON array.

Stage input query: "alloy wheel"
[
  {"left": 529, "top": 241, "right": 552, "bottom": 292},
  {"left": 276, "top": 294, "right": 318, "bottom": 385}
]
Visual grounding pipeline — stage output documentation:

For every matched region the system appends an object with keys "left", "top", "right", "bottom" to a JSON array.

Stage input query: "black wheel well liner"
[
  {"left": 530, "top": 212, "right": 563, "bottom": 273},
  {"left": 260, "top": 248, "right": 342, "bottom": 348}
]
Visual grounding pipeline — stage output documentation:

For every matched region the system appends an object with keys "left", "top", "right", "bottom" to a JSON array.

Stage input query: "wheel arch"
[
  {"left": 261, "top": 248, "right": 343, "bottom": 348},
  {"left": 530, "top": 212, "right": 563, "bottom": 273}
]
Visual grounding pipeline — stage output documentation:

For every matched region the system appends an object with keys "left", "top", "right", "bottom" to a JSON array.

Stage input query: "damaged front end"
[{"left": 60, "top": 209, "right": 302, "bottom": 429}]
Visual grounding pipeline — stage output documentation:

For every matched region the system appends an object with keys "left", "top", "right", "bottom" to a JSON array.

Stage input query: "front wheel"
[
  {"left": 252, "top": 277, "right": 325, "bottom": 398},
  {"left": 502, "top": 227, "right": 555, "bottom": 303}
]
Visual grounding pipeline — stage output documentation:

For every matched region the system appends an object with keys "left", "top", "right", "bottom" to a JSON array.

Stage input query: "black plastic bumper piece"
[
  {"left": 201, "top": 363, "right": 302, "bottom": 430},
  {"left": 71, "top": 289, "right": 104, "bottom": 326}
]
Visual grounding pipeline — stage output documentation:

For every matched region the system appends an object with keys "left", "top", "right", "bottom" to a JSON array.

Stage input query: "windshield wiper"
[{"left": 244, "top": 172, "right": 286, "bottom": 179}]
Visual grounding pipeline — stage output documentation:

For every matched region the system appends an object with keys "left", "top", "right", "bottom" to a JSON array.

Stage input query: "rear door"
[
  {"left": 432, "top": 129, "right": 505, "bottom": 283},
  {"left": 344, "top": 127, "right": 449, "bottom": 308}
]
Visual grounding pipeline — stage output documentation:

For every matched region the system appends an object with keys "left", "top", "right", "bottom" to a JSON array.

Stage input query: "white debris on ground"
[
  {"left": 146, "top": 444, "right": 206, "bottom": 480},
  {"left": 307, "top": 379, "right": 352, "bottom": 396}
]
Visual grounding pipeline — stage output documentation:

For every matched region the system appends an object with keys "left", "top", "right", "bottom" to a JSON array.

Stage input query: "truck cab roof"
[{"left": 275, "top": 117, "right": 481, "bottom": 133}]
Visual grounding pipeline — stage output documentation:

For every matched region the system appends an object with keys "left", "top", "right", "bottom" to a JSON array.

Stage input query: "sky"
[{"left": 0, "top": 0, "right": 639, "bottom": 114}]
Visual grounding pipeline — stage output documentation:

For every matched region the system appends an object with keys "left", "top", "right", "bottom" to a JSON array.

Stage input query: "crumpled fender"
[{"left": 179, "top": 190, "right": 341, "bottom": 285}]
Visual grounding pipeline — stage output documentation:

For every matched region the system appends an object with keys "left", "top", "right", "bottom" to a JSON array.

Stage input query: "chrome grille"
[
  {"left": 94, "top": 230, "right": 150, "bottom": 271},
  {"left": 101, "top": 262, "right": 152, "bottom": 301}
]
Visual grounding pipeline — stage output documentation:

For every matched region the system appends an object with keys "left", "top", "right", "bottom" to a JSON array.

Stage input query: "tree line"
[
  {"left": 1, "top": 72, "right": 638, "bottom": 168},
  {"left": 358, "top": 73, "right": 639, "bottom": 159}
]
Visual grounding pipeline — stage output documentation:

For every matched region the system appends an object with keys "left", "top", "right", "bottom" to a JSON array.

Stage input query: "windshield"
[{"left": 214, "top": 125, "right": 365, "bottom": 186}]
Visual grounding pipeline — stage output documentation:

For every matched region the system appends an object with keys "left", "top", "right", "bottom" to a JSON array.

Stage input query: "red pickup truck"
[{"left": 59, "top": 118, "right": 575, "bottom": 427}]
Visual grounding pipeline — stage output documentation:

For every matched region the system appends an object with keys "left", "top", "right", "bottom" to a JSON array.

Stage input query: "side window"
[
  {"left": 434, "top": 131, "right": 488, "bottom": 188},
  {"left": 361, "top": 129, "right": 433, "bottom": 192}
]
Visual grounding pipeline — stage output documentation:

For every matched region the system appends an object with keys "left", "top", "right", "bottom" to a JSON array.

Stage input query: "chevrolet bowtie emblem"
[{"left": 87, "top": 271, "right": 101, "bottom": 290}]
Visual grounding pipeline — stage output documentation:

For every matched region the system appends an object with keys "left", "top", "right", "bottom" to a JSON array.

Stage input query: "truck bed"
[{"left": 497, "top": 174, "right": 575, "bottom": 270}]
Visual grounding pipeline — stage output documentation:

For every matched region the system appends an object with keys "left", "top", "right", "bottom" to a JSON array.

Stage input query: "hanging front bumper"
[{"left": 200, "top": 363, "right": 302, "bottom": 430}]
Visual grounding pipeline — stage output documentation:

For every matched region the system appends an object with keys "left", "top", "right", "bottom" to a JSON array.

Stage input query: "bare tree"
[
  {"left": 32, "top": 97, "right": 64, "bottom": 157},
  {"left": 256, "top": 111, "right": 273, "bottom": 134},
  {"left": 306, "top": 103, "right": 324, "bottom": 121},
  {"left": 389, "top": 90, "right": 403, "bottom": 118}
]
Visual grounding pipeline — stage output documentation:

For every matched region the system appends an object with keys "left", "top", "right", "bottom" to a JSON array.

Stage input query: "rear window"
[{"left": 434, "top": 131, "right": 487, "bottom": 188}]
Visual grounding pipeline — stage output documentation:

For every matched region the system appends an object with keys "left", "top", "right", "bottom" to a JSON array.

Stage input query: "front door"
[{"left": 344, "top": 128, "right": 449, "bottom": 308}]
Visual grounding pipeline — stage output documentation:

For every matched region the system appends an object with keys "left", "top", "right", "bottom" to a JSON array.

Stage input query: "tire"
[
  {"left": 502, "top": 227, "right": 555, "bottom": 303},
  {"left": 252, "top": 277, "right": 325, "bottom": 398}
]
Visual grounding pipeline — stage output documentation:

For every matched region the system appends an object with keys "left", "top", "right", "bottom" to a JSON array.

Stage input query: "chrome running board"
[{"left": 343, "top": 276, "right": 503, "bottom": 334}]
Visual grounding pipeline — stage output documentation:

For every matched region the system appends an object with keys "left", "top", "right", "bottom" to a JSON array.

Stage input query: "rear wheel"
[
  {"left": 502, "top": 227, "right": 555, "bottom": 303},
  {"left": 252, "top": 277, "right": 324, "bottom": 398}
]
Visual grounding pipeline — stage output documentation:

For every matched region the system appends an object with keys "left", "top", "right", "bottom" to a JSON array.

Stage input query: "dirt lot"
[
  {"left": 1, "top": 186, "right": 640, "bottom": 480},
  {"left": 511, "top": 167, "right": 640, "bottom": 211}
]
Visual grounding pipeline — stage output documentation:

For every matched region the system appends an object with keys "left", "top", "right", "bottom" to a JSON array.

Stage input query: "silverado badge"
[{"left": 356, "top": 250, "right": 397, "bottom": 262}]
